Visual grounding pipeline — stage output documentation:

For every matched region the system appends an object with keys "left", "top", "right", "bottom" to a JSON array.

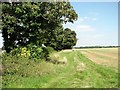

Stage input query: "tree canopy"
[{"left": 1, "top": 2, "right": 78, "bottom": 53}]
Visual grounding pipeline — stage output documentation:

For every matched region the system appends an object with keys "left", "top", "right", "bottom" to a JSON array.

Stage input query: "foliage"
[
  {"left": 1, "top": 2, "right": 78, "bottom": 53},
  {"left": 10, "top": 47, "right": 30, "bottom": 58},
  {"left": 44, "top": 24, "right": 77, "bottom": 50},
  {"left": 9, "top": 44, "right": 50, "bottom": 60},
  {"left": 62, "top": 28, "right": 77, "bottom": 49},
  {"left": 27, "top": 44, "right": 43, "bottom": 59},
  {"left": 27, "top": 44, "right": 51, "bottom": 60}
]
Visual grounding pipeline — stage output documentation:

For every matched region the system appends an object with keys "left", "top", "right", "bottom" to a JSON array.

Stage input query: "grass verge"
[{"left": 2, "top": 50, "right": 119, "bottom": 88}]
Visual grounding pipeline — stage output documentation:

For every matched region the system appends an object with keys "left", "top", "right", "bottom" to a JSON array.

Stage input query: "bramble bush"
[
  {"left": 10, "top": 47, "right": 30, "bottom": 58},
  {"left": 9, "top": 44, "right": 51, "bottom": 60},
  {"left": 27, "top": 44, "right": 49, "bottom": 60}
]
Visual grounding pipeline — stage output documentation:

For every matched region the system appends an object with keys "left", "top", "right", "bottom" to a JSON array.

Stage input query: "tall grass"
[{"left": 2, "top": 50, "right": 119, "bottom": 88}]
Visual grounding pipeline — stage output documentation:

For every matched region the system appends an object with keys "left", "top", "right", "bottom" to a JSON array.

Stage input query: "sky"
[
  {"left": 63, "top": 2, "right": 118, "bottom": 47},
  {"left": 0, "top": 1, "right": 118, "bottom": 48}
]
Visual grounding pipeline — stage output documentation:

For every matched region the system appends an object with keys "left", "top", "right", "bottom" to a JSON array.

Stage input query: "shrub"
[
  {"left": 20, "top": 47, "right": 30, "bottom": 58},
  {"left": 9, "top": 44, "right": 49, "bottom": 60},
  {"left": 27, "top": 44, "right": 45, "bottom": 60},
  {"left": 10, "top": 47, "right": 30, "bottom": 59}
]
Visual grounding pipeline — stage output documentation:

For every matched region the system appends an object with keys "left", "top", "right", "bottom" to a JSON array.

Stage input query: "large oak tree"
[{"left": 1, "top": 1, "right": 78, "bottom": 52}]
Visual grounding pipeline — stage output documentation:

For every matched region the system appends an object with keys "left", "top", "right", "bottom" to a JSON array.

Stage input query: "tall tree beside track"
[{"left": 1, "top": 2, "right": 78, "bottom": 52}]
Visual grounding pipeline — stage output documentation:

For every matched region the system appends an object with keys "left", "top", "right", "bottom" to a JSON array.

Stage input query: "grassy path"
[
  {"left": 41, "top": 51, "right": 77, "bottom": 88},
  {"left": 2, "top": 50, "right": 119, "bottom": 88},
  {"left": 41, "top": 50, "right": 118, "bottom": 88}
]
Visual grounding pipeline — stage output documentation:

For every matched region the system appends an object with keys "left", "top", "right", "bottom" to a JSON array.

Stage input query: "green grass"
[{"left": 2, "top": 50, "right": 119, "bottom": 88}]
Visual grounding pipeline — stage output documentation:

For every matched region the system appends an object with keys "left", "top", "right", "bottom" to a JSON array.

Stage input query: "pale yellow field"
[{"left": 79, "top": 48, "right": 118, "bottom": 69}]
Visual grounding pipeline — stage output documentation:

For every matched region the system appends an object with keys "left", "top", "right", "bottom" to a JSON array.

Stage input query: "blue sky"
[
  {"left": 63, "top": 2, "right": 118, "bottom": 47},
  {"left": 0, "top": 2, "right": 118, "bottom": 48}
]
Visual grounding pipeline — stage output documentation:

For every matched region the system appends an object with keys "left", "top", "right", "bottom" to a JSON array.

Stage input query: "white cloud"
[
  {"left": 75, "top": 34, "right": 104, "bottom": 47},
  {"left": 78, "top": 17, "right": 87, "bottom": 23},
  {"left": 79, "top": 18, "right": 84, "bottom": 22},
  {"left": 63, "top": 16, "right": 96, "bottom": 32},
  {"left": 75, "top": 25, "right": 95, "bottom": 32},
  {"left": 78, "top": 17, "right": 97, "bottom": 23}
]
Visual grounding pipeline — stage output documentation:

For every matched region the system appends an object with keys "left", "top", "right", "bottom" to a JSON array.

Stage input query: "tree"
[
  {"left": 62, "top": 28, "right": 77, "bottom": 49},
  {"left": 2, "top": 2, "right": 78, "bottom": 53}
]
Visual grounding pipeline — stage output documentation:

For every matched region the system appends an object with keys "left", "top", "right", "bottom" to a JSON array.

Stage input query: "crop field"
[
  {"left": 2, "top": 48, "right": 119, "bottom": 88},
  {"left": 79, "top": 48, "right": 118, "bottom": 70}
]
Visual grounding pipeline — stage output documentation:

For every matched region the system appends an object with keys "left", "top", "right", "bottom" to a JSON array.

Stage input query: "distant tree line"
[{"left": 74, "top": 46, "right": 119, "bottom": 49}]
